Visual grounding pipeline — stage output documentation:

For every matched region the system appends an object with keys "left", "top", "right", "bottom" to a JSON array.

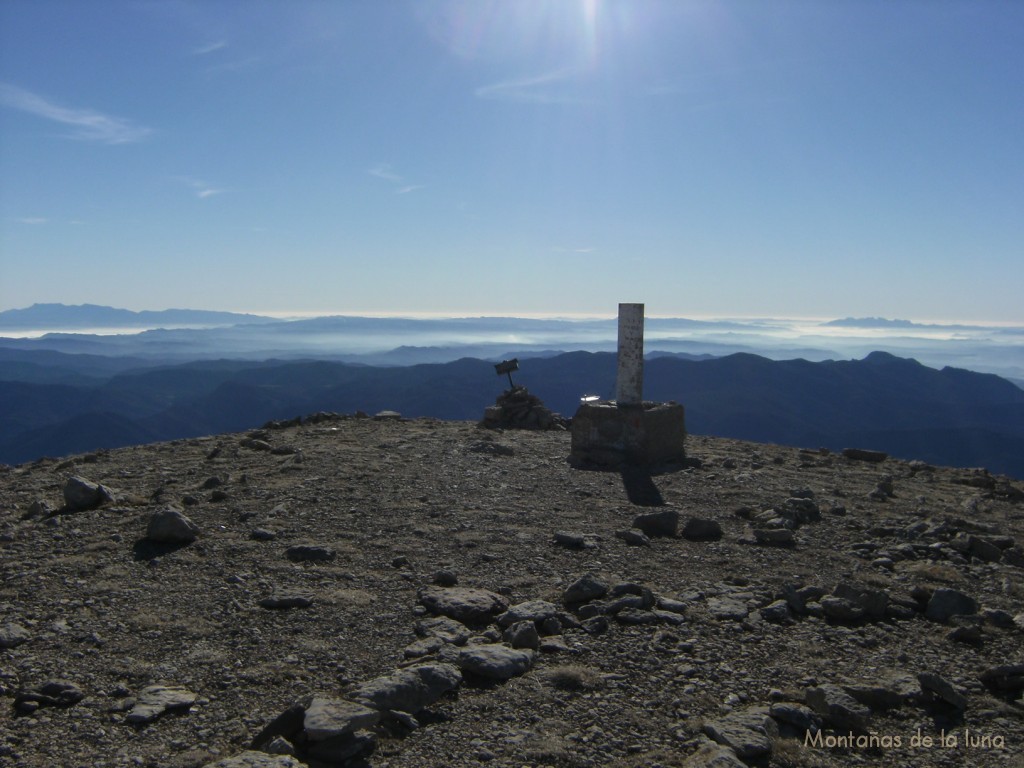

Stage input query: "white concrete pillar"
[{"left": 616, "top": 302, "right": 644, "bottom": 405}]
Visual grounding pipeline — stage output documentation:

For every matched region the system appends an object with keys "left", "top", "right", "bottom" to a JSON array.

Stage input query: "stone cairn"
[{"left": 480, "top": 386, "right": 567, "bottom": 431}]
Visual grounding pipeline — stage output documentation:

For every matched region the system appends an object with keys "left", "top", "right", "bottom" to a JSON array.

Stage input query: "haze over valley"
[{"left": 2, "top": 304, "right": 1023, "bottom": 478}]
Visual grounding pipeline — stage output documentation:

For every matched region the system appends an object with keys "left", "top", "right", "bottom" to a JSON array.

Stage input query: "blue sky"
[{"left": 1, "top": 1, "right": 1022, "bottom": 321}]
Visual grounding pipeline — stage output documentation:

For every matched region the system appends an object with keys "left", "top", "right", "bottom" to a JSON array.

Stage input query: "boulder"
[
  {"left": 63, "top": 475, "right": 115, "bottom": 511},
  {"left": 456, "top": 645, "right": 535, "bottom": 680},
  {"left": 14, "top": 680, "right": 85, "bottom": 713},
  {"left": 503, "top": 620, "right": 541, "bottom": 649},
  {"left": 632, "top": 509, "right": 679, "bottom": 537},
  {"left": 979, "top": 664, "right": 1024, "bottom": 695},
  {"left": 563, "top": 574, "right": 609, "bottom": 605},
  {"left": 0, "top": 622, "right": 31, "bottom": 649},
  {"left": 682, "top": 517, "right": 723, "bottom": 542},
  {"left": 351, "top": 663, "right": 461, "bottom": 714},
  {"left": 917, "top": 672, "right": 967, "bottom": 711},
  {"left": 303, "top": 697, "right": 380, "bottom": 741},
  {"left": 703, "top": 706, "right": 778, "bottom": 760},
  {"left": 925, "top": 588, "right": 978, "bottom": 622},
  {"left": 418, "top": 586, "right": 510, "bottom": 626},
  {"left": 146, "top": 506, "right": 199, "bottom": 543},
  {"left": 805, "top": 684, "right": 870, "bottom": 731},
  {"left": 843, "top": 670, "right": 920, "bottom": 711}
]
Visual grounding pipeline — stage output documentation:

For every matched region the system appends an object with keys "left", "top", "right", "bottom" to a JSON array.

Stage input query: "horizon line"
[{"left": 1, "top": 303, "right": 1022, "bottom": 329}]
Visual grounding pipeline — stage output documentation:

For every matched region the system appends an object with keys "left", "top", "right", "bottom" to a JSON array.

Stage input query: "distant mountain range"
[
  {"left": 1, "top": 347, "right": 1022, "bottom": 477},
  {"left": 5, "top": 304, "right": 1024, "bottom": 383},
  {"left": 0, "top": 303, "right": 273, "bottom": 329}
]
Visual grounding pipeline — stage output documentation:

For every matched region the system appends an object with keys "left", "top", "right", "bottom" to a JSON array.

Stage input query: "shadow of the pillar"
[{"left": 620, "top": 465, "right": 665, "bottom": 507}]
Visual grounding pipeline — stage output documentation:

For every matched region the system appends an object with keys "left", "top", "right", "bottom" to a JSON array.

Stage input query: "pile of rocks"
[{"left": 479, "top": 386, "right": 567, "bottom": 431}]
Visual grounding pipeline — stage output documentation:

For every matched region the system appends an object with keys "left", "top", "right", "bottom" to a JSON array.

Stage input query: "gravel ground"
[{"left": 1, "top": 414, "right": 1022, "bottom": 767}]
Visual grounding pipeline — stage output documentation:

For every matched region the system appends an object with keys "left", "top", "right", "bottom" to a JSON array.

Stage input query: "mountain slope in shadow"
[{"left": 1, "top": 350, "right": 1022, "bottom": 477}]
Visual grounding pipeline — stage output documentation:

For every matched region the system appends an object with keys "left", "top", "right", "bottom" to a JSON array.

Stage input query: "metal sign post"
[{"left": 495, "top": 359, "right": 519, "bottom": 389}]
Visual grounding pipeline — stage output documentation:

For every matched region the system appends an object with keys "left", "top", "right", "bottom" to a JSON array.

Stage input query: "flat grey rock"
[
  {"left": 703, "top": 706, "right": 778, "bottom": 759},
  {"left": 0, "top": 622, "right": 31, "bottom": 648},
  {"left": 833, "top": 581, "right": 888, "bottom": 619},
  {"left": 351, "top": 663, "right": 461, "bottom": 714},
  {"left": 418, "top": 586, "right": 509, "bottom": 626},
  {"left": 707, "top": 597, "right": 749, "bottom": 621},
  {"left": 202, "top": 751, "right": 306, "bottom": 767},
  {"left": 126, "top": 684, "right": 197, "bottom": 723},
  {"left": 497, "top": 599, "right": 559, "bottom": 627},
  {"left": 285, "top": 544, "right": 336, "bottom": 562},
  {"left": 769, "top": 702, "right": 822, "bottom": 733},
  {"left": 820, "top": 596, "right": 865, "bottom": 623},
  {"left": 553, "top": 531, "right": 588, "bottom": 548},
  {"left": 752, "top": 527, "right": 795, "bottom": 546},
  {"left": 805, "top": 684, "right": 870, "bottom": 731},
  {"left": 403, "top": 636, "right": 444, "bottom": 658},
  {"left": 615, "top": 528, "right": 651, "bottom": 546},
  {"left": 414, "top": 616, "right": 471, "bottom": 645},
  {"left": 456, "top": 644, "right": 535, "bottom": 680},
  {"left": 303, "top": 697, "right": 380, "bottom": 741},
  {"left": 759, "top": 599, "right": 792, "bottom": 624},
  {"left": 259, "top": 593, "right": 313, "bottom": 610},
  {"left": 843, "top": 670, "right": 920, "bottom": 711}
]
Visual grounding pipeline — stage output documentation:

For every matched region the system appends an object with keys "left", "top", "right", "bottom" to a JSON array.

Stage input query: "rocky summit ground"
[{"left": 1, "top": 413, "right": 1023, "bottom": 768}]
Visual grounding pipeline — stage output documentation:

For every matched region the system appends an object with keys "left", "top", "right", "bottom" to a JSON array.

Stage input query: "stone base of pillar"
[{"left": 568, "top": 400, "right": 686, "bottom": 469}]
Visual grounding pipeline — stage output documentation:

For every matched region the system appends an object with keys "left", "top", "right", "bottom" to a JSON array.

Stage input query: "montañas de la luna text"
[{"left": 804, "top": 729, "right": 1006, "bottom": 750}]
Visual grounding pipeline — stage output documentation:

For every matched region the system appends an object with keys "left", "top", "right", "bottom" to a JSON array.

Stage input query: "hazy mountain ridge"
[
  {"left": 1, "top": 349, "right": 1023, "bottom": 477},
  {"left": 3, "top": 305, "right": 1023, "bottom": 381},
  {"left": 0, "top": 303, "right": 273, "bottom": 329}
]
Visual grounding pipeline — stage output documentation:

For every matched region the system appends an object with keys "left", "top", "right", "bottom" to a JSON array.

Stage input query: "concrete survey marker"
[{"left": 569, "top": 303, "right": 686, "bottom": 468}]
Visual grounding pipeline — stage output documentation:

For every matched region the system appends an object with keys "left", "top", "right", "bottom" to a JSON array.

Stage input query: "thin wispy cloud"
[
  {"left": 475, "top": 67, "right": 589, "bottom": 104},
  {"left": 369, "top": 164, "right": 423, "bottom": 194},
  {"left": 368, "top": 164, "right": 403, "bottom": 183},
  {"left": 176, "top": 177, "right": 224, "bottom": 199},
  {"left": 0, "top": 82, "right": 152, "bottom": 144},
  {"left": 16, "top": 217, "right": 47, "bottom": 225},
  {"left": 193, "top": 40, "right": 228, "bottom": 56}
]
